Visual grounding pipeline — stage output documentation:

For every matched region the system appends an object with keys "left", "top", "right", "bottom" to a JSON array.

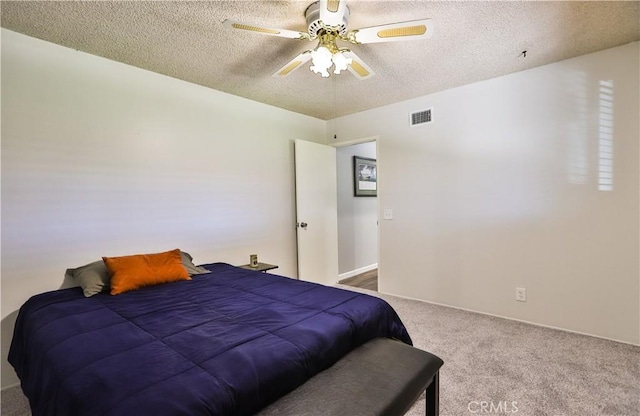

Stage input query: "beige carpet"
[
  {"left": 344, "top": 285, "right": 640, "bottom": 416},
  {"left": 2, "top": 285, "right": 639, "bottom": 416}
]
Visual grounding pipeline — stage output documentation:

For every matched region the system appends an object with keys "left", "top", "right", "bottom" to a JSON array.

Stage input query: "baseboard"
[
  {"left": 338, "top": 263, "right": 378, "bottom": 281},
  {"left": 379, "top": 290, "right": 640, "bottom": 347},
  {"left": 1, "top": 382, "right": 21, "bottom": 391}
]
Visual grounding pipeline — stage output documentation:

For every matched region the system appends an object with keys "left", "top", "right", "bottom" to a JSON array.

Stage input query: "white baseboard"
[
  {"left": 1, "top": 382, "right": 21, "bottom": 391},
  {"left": 380, "top": 290, "right": 640, "bottom": 347},
  {"left": 338, "top": 263, "right": 378, "bottom": 281}
]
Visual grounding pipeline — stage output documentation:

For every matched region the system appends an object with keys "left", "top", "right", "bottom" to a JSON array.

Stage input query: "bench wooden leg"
[{"left": 425, "top": 371, "right": 439, "bottom": 416}]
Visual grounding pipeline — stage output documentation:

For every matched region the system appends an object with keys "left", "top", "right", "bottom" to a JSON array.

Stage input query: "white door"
[{"left": 295, "top": 139, "right": 339, "bottom": 286}]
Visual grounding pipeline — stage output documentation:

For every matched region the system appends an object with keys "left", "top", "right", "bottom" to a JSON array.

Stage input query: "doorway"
[{"left": 335, "top": 140, "right": 378, "bottom": 291}]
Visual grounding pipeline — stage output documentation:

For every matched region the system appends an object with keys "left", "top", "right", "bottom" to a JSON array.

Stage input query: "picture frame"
[{"left": 353, "top": 156, "right": 377, "bottom": 197}]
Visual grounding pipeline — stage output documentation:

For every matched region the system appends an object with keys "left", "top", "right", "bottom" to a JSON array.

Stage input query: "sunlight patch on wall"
[
  {"left": 567, "top": 72, "right": 588, "bottom": 185},
  {"left": 598, "top": 80, "right": 614, "bottom": 191}
]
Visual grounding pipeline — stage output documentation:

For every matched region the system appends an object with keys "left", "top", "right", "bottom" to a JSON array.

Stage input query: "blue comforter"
[{"left": 9, "top": 263, "right": 411, "bottom": 415}]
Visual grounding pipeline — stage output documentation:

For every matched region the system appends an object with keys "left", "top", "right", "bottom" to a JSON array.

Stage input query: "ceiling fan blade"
[
  {"left": 223, "top": 19, "right": 308, "bottom": 40},
  {"left": 349, "top": 19, "right": 434, "bottom": 44},
  {"left": 342, "top": 50, "right": 375, "bottom": 80},
  {"left": 319, "top": 0, "right": 348, "bottom": 28},
  {"left": 272, "top": 51, "right": 313, "bottom": 78}
]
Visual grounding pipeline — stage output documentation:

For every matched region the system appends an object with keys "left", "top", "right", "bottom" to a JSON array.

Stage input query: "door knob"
[{"left": 299, "top": 222, "right": 308, "bottom": 229}]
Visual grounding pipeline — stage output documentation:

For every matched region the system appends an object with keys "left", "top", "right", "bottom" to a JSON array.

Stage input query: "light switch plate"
[{"left": 383, "top": 209, "right": 393, "bottom": 220}]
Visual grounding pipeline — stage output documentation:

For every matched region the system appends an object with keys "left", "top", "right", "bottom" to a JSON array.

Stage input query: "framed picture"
[{"left": 353, "top": 156, "right": 377, "bottom": 197}]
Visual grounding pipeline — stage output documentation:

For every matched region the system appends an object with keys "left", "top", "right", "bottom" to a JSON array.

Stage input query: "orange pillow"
[{"left": 103, "top": 249, "right": 190, "bottom": 295}]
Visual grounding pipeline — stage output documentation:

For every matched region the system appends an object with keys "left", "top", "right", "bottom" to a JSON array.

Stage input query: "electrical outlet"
[{"left": 516, "top": 287, "right": 526, "bottom": 302}]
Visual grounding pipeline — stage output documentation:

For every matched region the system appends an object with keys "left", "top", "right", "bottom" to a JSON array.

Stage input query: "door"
[{"left": 295, "top": 139, "right": 339, "bottom": 285}]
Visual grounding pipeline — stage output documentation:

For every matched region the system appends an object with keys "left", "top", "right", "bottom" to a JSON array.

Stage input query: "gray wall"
[
  {"left": 1, "top": 29, "right": 326, "bottom": 388},
  {"left": 330, "top": 42, "right": 640, "bottom": 345},
  {"left": 336, "top": 142, "right": 377, "bottom": 276}
]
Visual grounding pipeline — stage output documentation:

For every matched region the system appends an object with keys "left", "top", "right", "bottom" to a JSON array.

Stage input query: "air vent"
[{"left": 410, "top": 108, "right": 432, "bottom": 126}]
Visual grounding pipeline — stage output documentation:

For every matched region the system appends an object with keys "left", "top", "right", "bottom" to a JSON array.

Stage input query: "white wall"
[
  {"left": 336, "top": 141, "right": 377, "bottom": 276},
  {"left": 0, "top": 29, "right": 326, "bottom": 387},
  {"left": 330, "top": 42, "right": 640, "bottom": 345}
]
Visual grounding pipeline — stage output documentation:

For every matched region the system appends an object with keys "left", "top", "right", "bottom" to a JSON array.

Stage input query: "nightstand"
[{"left": 238, "top": 262, "right": 278, "bottom": 273}]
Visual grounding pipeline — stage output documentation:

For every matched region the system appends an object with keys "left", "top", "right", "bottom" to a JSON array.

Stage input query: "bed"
[{"left": 9, "top": 262, "right": 412, "bottom": 415}]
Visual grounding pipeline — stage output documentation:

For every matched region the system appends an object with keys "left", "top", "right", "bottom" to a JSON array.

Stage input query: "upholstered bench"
[{"left": 258, "top": 337, "right": 444, "bottom": 416}]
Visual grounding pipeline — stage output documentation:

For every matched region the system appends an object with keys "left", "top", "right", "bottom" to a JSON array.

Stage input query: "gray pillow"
[
  {"left": 65, "top": 260, "right": 110, "bottom": 297},
  {"left": 180, "top": 251, "right": 210, "bottom": 275}
]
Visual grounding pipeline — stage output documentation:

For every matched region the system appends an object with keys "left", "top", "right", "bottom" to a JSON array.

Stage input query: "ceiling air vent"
[{"left": 410, "top": 108, "right": 432, "bottom": 126}]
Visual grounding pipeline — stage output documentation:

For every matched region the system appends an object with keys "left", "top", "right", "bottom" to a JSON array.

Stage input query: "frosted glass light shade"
[
  {"left": 332, "top": 51, "right": 352, "bottom": 74},
  {"left": 310, "top": 46, "right": 333, "bottom": 78}
]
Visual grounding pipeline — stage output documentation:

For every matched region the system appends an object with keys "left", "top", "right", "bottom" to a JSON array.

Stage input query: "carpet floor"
[{"left": 2, "top": 285, "right": 639, "bottom": 416}]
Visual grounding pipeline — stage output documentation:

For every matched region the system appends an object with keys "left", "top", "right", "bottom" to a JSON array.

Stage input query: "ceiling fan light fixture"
[
  {"left": 310, "top": 45, "right": 333, "bottom": 77},
  {"left": 332, "top": 51, "right": 352, "bottom": 74},
  {"left": 309, "top": 32, "right": 353, "bottom": 78}
]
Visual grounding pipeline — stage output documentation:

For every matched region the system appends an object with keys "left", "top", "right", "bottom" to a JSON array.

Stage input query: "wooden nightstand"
[{"left": 238, "top": 262, "right": 278, "bottom": 273}]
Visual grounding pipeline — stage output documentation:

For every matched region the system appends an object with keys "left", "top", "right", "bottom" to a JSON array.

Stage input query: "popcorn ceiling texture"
[{"left": 1, "top": 1, "right": 639, "bottom": 120}]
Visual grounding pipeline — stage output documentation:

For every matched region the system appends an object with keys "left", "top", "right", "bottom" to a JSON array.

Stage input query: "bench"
[{"left": 258, "top": 337, "right": 444, "bottom": 416}]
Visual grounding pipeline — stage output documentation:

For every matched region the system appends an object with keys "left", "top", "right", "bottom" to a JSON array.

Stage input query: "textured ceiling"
[{"left": 2, "top": 1, "right": 639, "bottom": 120}]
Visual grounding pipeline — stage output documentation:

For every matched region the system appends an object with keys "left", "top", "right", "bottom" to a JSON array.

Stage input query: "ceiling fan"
[{"left": 223, "top": 0, "right": 433, "bottom": 80}]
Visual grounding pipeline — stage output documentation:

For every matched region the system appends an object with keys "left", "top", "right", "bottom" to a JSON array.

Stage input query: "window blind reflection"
[{"left": 598, "top": 80, "right": 614, "bottom": 191}]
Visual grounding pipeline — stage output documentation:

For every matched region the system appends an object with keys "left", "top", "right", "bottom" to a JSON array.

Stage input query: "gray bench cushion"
[{"left": 258, "top": 337, "right": 444, "bottom": 416}]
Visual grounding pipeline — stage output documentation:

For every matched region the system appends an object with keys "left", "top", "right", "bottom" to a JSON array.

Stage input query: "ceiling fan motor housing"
[{"left": 305, "top": 1, "right": 350, "bottom": 36}]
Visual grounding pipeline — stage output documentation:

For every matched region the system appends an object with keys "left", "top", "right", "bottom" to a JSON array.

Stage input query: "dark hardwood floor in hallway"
[{"left": 338, "top": 269, "right": 378, "bottom": 291}]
